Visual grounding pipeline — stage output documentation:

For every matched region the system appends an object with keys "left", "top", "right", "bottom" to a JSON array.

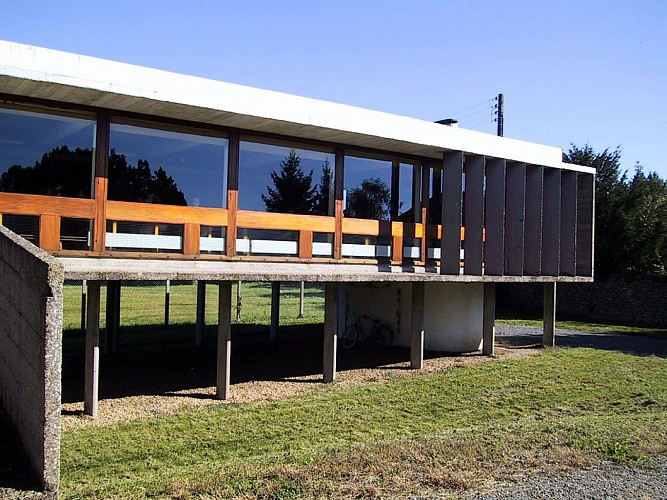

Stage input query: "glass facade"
[
  {"left": 344, "top": 156, "right": 392, "bottom": 220},
  {"left": 108, "top": 123, "right": 228, "bottom": 207},
  {"left": 0, "top": 107, "right": 95, "bottom": 198},
  {"left": 239, "top": 141, "right": 334, "bottom": 215}
]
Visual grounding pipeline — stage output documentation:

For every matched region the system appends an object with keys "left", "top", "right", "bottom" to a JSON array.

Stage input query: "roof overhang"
[{"left": 0, "top": 40, "right": 594, "bottom": 174}]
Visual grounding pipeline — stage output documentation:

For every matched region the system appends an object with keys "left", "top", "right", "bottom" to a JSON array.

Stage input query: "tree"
[
  {"left": 0, "top": 145, "right": 93, "bottom": 197},
  {"left": 313, "top": 157, "right": 333, "bottom": 215},
  {"left": 564, "top": 144, "right": 667, "bottom": 276},
  {"left": 262, "top": 149, "right": 317, "bottom": 214},
  {"left": 107, "top": 150, "right": 186, "bottom": 205},
  {"left": 345, "top": 178, "right": 391, "bottom": 220}
]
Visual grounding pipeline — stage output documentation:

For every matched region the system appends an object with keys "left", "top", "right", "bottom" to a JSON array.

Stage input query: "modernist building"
[{"left": 0, "top": 41, "right": 594, "bottom": 491}]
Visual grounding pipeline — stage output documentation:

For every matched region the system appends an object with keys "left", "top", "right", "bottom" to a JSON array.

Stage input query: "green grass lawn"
[
  {"left": 60, "top": 348, "right": 667, "bottom": 498},
  {"left": 63, "top": 281, "right": 325, "bottom": 348}
]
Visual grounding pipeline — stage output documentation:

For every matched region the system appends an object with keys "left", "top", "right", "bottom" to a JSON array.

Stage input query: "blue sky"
[{"left": 2, "top": 0, "right": 665, "bottom": 179}]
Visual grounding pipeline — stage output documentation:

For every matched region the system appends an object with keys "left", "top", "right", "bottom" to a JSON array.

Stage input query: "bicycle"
[{"left": 340, "top": 314, "right": 394, "bottom": 348}]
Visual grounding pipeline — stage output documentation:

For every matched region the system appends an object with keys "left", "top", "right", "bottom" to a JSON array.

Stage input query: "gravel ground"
[{"left": 461, "top": 455, "right": 667, "bottom": 499}]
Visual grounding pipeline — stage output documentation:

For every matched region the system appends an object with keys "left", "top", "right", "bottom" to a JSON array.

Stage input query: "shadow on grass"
[{"left": 61, "top": 322, "right": 412, "bottom": 405}]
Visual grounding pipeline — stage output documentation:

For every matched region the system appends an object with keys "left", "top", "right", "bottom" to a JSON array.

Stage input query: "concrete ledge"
[{"left": 59, "top": 257, "right": 594, "bottom": 283}]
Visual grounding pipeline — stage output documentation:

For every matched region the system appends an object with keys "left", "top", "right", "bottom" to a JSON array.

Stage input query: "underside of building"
[{"left": 0, "top": 41, "right": 594, "bottom": 492}]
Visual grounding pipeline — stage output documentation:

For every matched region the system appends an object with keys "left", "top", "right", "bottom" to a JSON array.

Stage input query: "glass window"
[
  {"left": 109, "top": 123, "right": 228, "bottom": 208},
  {"left": 344, "top": 156, "right": 392, "bottom": 220},
  {"left": 239, "top": 141, "right": 334, "bottom": 215},
  {"left": 0, "top": 107, "right": 95, "bottom": 198}
]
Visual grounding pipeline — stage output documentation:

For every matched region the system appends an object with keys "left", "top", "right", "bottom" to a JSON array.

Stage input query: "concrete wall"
[
  {"left": 0, "top": 225, "right": 63, "bottom": 492},
  {"left": 341, "top": 281, "right": 483, "bottom": 352},
  {"left": 498, "top": 276, "right": 667, "bottom": 327}
]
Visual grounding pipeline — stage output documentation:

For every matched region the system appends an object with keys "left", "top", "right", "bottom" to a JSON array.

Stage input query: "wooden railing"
[{"left": 0, "top": 193, "right": 445, "bottom": 265}]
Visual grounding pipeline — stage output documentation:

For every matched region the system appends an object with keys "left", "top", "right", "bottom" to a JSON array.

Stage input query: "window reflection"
[
  {"left": 109, "top": 123, "right": 228, "bottom": 207},
  {"left": 344, "top": 156, "right": 392, "bottom": 220},
  {"left": 239, "top": 141, "right": 333, "bottom": 215},
  {"left": 0, "top": 108, "right": 95, "bottom": 198}
]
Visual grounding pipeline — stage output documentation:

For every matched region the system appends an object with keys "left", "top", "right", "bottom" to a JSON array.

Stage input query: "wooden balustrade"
[{"left": 0, "top": 192, "right": 469, "bottom": 265}]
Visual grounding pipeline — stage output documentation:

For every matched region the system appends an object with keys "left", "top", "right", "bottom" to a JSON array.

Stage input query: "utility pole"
[{"left": 496, "top": 93, "right": 504, "bottom": 137}]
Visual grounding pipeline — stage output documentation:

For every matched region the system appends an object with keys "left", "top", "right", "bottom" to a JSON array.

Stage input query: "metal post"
[
  {"left": 84, "top": 281, "right": 101, "bottom": 417},
  {"left": 270, "top": 282, "right": 280, "bottom": 340},
  {"left": 299, "top": 281, "right": 305, "bottom": 318},
  {"left": 195, "top": 280, "right": 206, "bottom": 347},
  {"left": 497, "top": 93, "right": 504, "bottom": 137},
  {"left": 164, "top": 279, "right": 170, "bottom": 326},
  {"left": 236, "top": 280, "right": 242, "bottom": 322}
]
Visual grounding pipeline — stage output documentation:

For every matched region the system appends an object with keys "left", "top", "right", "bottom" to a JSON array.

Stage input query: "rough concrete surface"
[{"left": 0, "top": 225, "right": 63, "bottom": 493}]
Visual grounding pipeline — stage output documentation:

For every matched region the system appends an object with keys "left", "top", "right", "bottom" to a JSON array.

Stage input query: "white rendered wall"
[{"left": 341, "top": 281, "right": 483, "bottom": 353}]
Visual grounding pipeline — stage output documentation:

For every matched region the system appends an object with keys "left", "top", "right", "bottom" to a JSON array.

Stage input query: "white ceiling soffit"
[{"left": 0, "top": 40, "right": 594, "bottom": 174}]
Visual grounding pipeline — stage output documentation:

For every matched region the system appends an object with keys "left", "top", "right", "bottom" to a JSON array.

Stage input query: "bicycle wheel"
[
  {"left": 374, "top": 324, "right": 394, "bottom": 347},
  {"left": 340, "top": 323, "right": 359, "bottom": 348}
]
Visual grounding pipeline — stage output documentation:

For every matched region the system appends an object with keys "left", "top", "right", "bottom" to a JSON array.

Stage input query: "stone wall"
[
  {"left": 0, "top": 225, "right": 63, "bottom": 492},
  {"left": 498, "top": 275, "right": 667, "bottom": 326}
]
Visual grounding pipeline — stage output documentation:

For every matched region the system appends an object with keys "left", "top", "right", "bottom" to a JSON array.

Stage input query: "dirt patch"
[{"left": 61, "top": 329, "right": 541, "bottom": 431}]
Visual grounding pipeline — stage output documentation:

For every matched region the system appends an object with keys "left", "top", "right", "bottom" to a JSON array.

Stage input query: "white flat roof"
[{"left": 0, "top": 40, "right": 593, "bottom": 174}]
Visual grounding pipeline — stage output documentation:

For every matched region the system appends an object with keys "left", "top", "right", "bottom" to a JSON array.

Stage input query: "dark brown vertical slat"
[
  {"left": 333, "top": 147, "right": 345, "bottom": 259},
  {"left": 412, "top": 163, "right": 421, "bottom": 223},
  {"left": 440, "top": 151, "right": 464, "bottom": 274},
  {"left": 463, "top": 155, "right": 485, "bottom": 275},
  {"left": 93, "top": 112, "right": 110, "bottom": 253},
  {"left": 484, "top": 158, "right": 506, "bottom": 275},
  {"left": 390, "top": 160, "right": 400, "bottom": 220},
  {"left": 419, "top": 161, "right": 429, "bottom": 264},
  {"left": 560, "top": 170, "right": 578, "bottom": 276},
  {"left": 541, "top": 168, "right": 561, "bottom": 275},
  {"left": 226, "top": 131, "right": 240, "bottom": 257},
  {"left": 504, "top": 162, "right": 526, "bottom": 275},
  {"left": 576, "top": 172, "right": 595, "bottom": 277},
  {"left": 523, "top": 165, "right": 544, "bottom": 275}
]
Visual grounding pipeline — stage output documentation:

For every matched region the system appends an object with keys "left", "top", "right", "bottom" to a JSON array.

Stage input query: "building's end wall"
[
  {"left": 0, "top": 225, "right": 63, "bottom": 492},
  {"left": 341, "top": 281, "right": 483, "bottom": 353}
]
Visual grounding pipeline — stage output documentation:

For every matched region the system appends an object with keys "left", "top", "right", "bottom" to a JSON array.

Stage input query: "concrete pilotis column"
[
  {"left": 270, "top": 282, "right": 280, "bottom": 340},
  {"left": 216, "top": 281, "right": 232, "bottom": 400},
  {"left": 482, "top": 283, "right": 496, "bottom": 356},
  {"left": 543, "top": 282, "right": 556, "bottom": 347},
  {"left": 410, "top": 281, "right": 425, "bottom": 369},
  {"left": 195, "top": 280, "right": 206, "bottom": 347},
  {"left": 80, "top": 279, "right": 87, "bottom": 332},
  {"left": 299, "top": 281, "right": 305, "bottom": 318},
  {"left": 323, "top": 282, "right": 338, "bottom": 383},
  {"left": 84, "top": 280, "right": 101, "bottom": 417}
]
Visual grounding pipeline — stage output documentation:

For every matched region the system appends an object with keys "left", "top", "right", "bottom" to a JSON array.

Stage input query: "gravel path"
[{"left": 462, "top": 455, "right": 667, "bottom": 499}]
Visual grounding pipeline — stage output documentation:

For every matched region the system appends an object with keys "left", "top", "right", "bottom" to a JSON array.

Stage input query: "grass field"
[
  {"left": 58, "top": 282, "right": 667, "bottom": 498},
  {"left": 59, "top": 348, "right": 667, "bottom": 498}
]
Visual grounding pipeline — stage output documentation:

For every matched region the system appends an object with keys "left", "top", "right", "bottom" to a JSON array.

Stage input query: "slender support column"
[
  {"left": 105, "top": 280, "right": 121, "bottom": 354},
  {"left": 299, "top": 281, "right": 305, "bottom": 318},
  {"left": 483, "top": 283, "right": 496, "bottom": 356},
  {"left": 270, "top": 282, "right": 280, "bottom": 340},
  {"left": 323, "top": 282, "right": 338, "bottom": 383},
  {"left": 195, "top": 280, "right": 206, "bottom": 347},
  {"left": 543, "top": 282, "right": 556, "bottom": 347},
  {"left": 216, "top": 281, "right": 232, "bottom": 400},
  {"left": 164, "top": 279, "right": 171, "bottom": 326},
  {"left": 410, "top": 282, "right": 425, "bottom": 369},
  {"left": 84, "top": 281, "right": 101, "bottom": 417}
]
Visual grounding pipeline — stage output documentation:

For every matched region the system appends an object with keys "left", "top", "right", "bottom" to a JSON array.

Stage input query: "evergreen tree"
[
  {"left": 262, "top": 149, "right": 317, "bottom": 214},
  {"left": 564, "top": 144, "right": 667, "bottom": 275},
  {"left": 313, "top": 157, "right": 333, "bottom": 215}
]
